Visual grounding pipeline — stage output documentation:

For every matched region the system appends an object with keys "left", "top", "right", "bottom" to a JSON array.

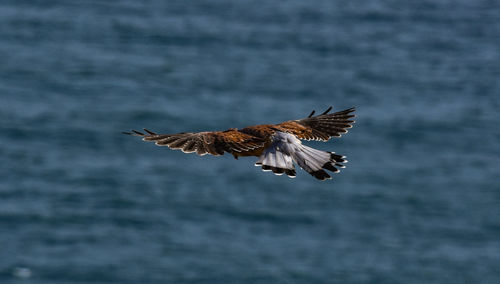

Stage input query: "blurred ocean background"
[{"left": 1, "top": 0, "right": 499, "bottom": 283}]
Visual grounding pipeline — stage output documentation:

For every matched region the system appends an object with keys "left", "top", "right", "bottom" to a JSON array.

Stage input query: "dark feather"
[
  {"left": 132, "top": 130, "right": 145, "bottom": 136},
  {"left": 144, "top": 128, "right": 157, "bottom": 135},
  {"left": 320, "top": 106, "right": 333, "bottom": 115},
  {"left": 308, "top": 110, "right": 316, "bottom": 118},
  {"left": 310, "top": 170, "right": 331, "bottom": 181},
  {"left": 271, "top": 167, "right": 285, "bottom": 174},
  {"left": 285, "top": 169, "right": 296, "bottom": 177}
]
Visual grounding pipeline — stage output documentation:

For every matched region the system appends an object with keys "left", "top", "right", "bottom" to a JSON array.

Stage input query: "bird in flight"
[{"left": 124, "top": 106, "right": 355, "bottom": 180}]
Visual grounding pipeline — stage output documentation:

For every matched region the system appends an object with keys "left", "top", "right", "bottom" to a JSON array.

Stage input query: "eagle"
[{"left": 124, "top": 106, "right": 355, "bottom": 180}]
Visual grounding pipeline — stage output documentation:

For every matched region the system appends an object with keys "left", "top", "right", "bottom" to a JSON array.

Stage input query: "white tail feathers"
[{"left": 255, "top": 131, "right": 348, "bottom": 180}]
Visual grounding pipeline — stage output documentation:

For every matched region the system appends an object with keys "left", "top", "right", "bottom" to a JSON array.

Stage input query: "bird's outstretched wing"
[
  {"left": 272, "top": 107, "right": 355, "bottom": 141},
  {"left": 123, "top": 128, "right": 266, "bottom": 156}
]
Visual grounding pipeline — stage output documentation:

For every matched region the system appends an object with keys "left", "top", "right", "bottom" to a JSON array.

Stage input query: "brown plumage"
[{"left": 124, "top": 106, "right": 355, "bottom": 180}]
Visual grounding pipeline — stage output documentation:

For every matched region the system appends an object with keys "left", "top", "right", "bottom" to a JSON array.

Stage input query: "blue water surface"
[{"left": 1, "top": 0, "right": 499, "bottom": 283}]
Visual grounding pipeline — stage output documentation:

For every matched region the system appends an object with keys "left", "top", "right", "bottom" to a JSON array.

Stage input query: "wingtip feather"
[
  {"left": 321, "top": 106, "right": 333, "bottom": 115},
  {"left": 143, "top": 128, "right": 157, "bottom": 135}
]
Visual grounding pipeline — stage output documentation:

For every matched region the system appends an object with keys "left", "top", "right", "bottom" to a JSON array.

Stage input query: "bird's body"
[{"left": 125, "top": 106, "right": 355, "bottom": 180}]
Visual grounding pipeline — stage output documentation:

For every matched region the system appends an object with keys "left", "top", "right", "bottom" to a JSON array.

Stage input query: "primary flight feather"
[{"left": 124, "top": 106, "right": 355, "bottom": 181}]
